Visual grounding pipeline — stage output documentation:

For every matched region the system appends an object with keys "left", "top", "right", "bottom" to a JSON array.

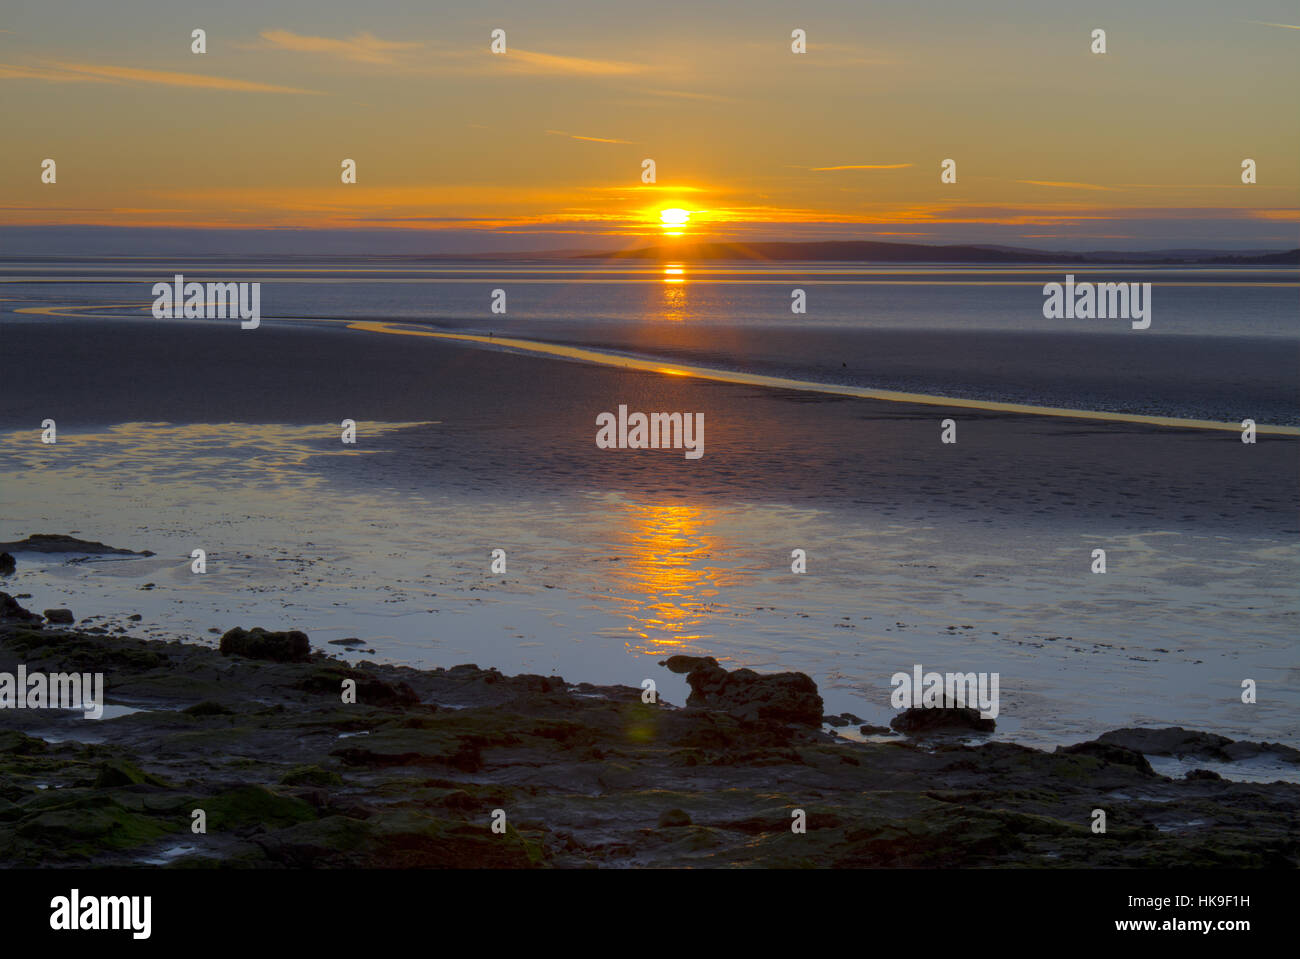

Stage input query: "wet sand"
[{"left": 3, "top": 314, "right": 1296, "bottom": 535}]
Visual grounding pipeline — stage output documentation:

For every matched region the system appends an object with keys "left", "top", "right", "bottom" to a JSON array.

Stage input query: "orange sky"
[{"left": 2, "top": 2, "right": 1297, "bottom": 248}]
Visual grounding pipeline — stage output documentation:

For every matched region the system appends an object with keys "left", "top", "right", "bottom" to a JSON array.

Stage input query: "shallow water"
[{"left": 2, "top": 420, "right": 1295, "bottom": 772}]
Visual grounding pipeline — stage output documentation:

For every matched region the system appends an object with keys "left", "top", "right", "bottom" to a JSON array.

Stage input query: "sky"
[{"left": 1, "top": 0, "right": 1298, "bottom": 251}]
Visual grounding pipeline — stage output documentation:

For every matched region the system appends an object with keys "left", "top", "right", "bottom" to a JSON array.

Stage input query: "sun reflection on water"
[{"left": 599, "top": 500, "right": 734, "bottom": 656}]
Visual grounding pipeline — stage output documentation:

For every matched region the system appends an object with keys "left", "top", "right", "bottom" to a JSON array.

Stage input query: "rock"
[
  {"left": 43, "top": 608, "right": 75, "bottom": 624},
  {"left": 329, "top": 638, "right": 366, "bottom": 647},
  {"left": 1059, "top": 740, "right": 1155, "bottom": 775},
  {"left": 183, "top": 700, "right": 233, "bottom": 717},
  {"left": 1186, "top": 768, "right": 1222, "bottom": 781},
  {"left": 94, "top": 759, "right": 170, "bottom": 788},
  {"left": 0, "top": 553, "right": 14, "bottom": 576},
  {"left": 203, "top": 785, "right": 317, "bottom": 830},
  {"left": 824, "top": 714, "right": 851, "bottom": 728},
  {"left": 658, "top": 808, "right": 693, "bottom": 828},
  {"left": 0, "top": 592, "right": 41, "bottom": 623},
  {"left": 0, "top": 534, "right": 154, "bottom": 556},
  {"left": 859, "top": 724, "right": 894, "bottom": 736},
  {"left": 661, "top": 655, "right": 823, "bottom": 726},
  {"left": 219, "top": 626, "right": 311, "bottom": 663},
  {"left": 890, "top": 706, "right": 995, "bottom": 735},
  {"left": 1096, "top": 728, "right": 1300, "bottom": 766},
  {"left": 1220, "top": 740, "right": 1300, "bottom": 764},
  {"left": 280, "top": 765, "right": 344, "bottom": 787},
  {"left": 1096, "top": 727, "right": 1233, "bottom": 760},
  {"left": 5, "top": 614, "right": 1298, "bottom": 870},
  {"left": 295, "top": 665, "right": 418, "bottom": 707},
  {"left": 128, "top": 614, "right": 143, "bottom": 621}
]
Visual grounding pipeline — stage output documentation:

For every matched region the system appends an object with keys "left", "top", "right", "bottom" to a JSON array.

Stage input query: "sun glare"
[{"left": 659, "top": 208, "right": 691, "bottom": 227}]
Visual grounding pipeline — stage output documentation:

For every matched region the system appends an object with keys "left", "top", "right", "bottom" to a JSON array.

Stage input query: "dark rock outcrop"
[
  {"left": 1097, "top": 727, "right": 1300, "bottom": 765},
  {"left": 891, "top": 706, "right": 995, "bottom": 735},
  {"left": 1059, "top": 740, "right": 1155, "bottom": 775},
  {"left": 661, "top": 655, "right": 823, "bottom": 726},
  {"left": 295, "top": 665, "right": 419, "bottom": 707},
  {"left": 0, "top": 534, "right": 154, "bottom": 556},
  {"left": 0, "top": 553, "right": 14, "bottom": 576},
  {"left": 3, "top": 616, "right": 1297, "bottom": 869},
  {"left": 859, "top": 724, "right": 895, "bottom": 736},
  {"left": 0, "top": 592, "right": 41, "bottom": 624},
  {"left": 43, "top": 608, "right": 74, "bottom": 624},
  {"left": 219, "top": 626, "right": 311, "bottom": 663}
]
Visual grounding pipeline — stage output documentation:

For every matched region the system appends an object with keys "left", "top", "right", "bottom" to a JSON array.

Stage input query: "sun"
[{"left": 659, "top": 208, "right": 691, "bottom": 227}]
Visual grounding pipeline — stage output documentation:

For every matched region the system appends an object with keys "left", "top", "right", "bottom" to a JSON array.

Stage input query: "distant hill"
[
  {"left": 1204, "top": 249, "right": 1300, "bottom": 266},
  {"left": 583, "top": 240, "right": 1300, "bottom": 266}
]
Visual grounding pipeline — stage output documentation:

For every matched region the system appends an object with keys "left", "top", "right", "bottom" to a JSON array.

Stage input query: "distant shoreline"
[
  {"left": 2, "top": 228, "right": 1297, "bottom": 265},
  {"left": 581, "top": 240, "right": 1300, "bottom": 266}
]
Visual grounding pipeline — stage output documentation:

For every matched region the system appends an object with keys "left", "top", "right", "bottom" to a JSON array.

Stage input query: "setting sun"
[{"left": 659, "top": 208, "right": 691, "bottom": 227}]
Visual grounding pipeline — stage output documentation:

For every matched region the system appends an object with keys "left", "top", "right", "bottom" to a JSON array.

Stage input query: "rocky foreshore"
[{"left": 1, "top": 593, "right": 1297, "bottom": 868}]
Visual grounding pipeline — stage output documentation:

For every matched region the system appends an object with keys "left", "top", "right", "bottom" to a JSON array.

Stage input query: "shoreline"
[{"left": 2, "top": 591, "right": 1297, "bottom": 868}]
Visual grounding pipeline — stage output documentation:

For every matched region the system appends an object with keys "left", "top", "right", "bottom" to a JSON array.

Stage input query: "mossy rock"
[
  {"left": 279, "top": 765, "right": 344, "bottom": 787},
  {"left": 202, "top": 784, "right": 318, "bottom": 830},
  {"left": 94, "top": 759, "right": 171, "bottom": 789},
  {"left": 12, "top": 798, "right": 176, "bottom": 858},
  {"left": 0, "top": 730, "right": 49, "bottom": 755}
]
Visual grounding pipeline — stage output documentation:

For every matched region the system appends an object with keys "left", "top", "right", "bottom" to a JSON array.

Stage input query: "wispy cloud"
[
  {"left": 810, "top": 163, "right": 912, "bottom": 171},
  {"left": 1017, "top": 179, "right": 1116, "bottom": 192},
  {"left": 494, "top": 49, "right": 647, "bottom": 76},
  {"left": 0, "top": 60, "right": 317, "bottom": 93},
  {"left": 253, "top": 29, "right": 422, "bottom": 64},
  {"left": 1244, "top": 20, "right": 1300, "bottom": 30},
  {"left": 546, "top": 129, "right": 633, "bottom": 144},
  {"left": 248, "top": 29, "right": 647, "bottom": 77}
]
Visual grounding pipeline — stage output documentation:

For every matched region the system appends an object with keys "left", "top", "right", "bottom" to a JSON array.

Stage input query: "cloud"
[
  {"left": 546, "top": 130, "right": 633, "bottom": 144},
  {"left": 254, "top": 29, "right": 422, "bottom": 64},
  {"left": 810, "top": 164, "right": 912, "bottom": 171},
  {"left": 1017, "top": 180, "right": 1116, "bottom": 192},
  {"left": 0, "top": 63, "right": 84, "bottom": 82},
  {"left": 1244, "top": 20, "right": 1300, "bottom": 30},
  {"left": 248, "top": 30, "right": 647, "bottom": 77},
  {"left": 0, "top": 60, "right": 316, "bottom": 93},
  {"left": 494, "top": 49, "right": 647, "bottom": 76}
]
